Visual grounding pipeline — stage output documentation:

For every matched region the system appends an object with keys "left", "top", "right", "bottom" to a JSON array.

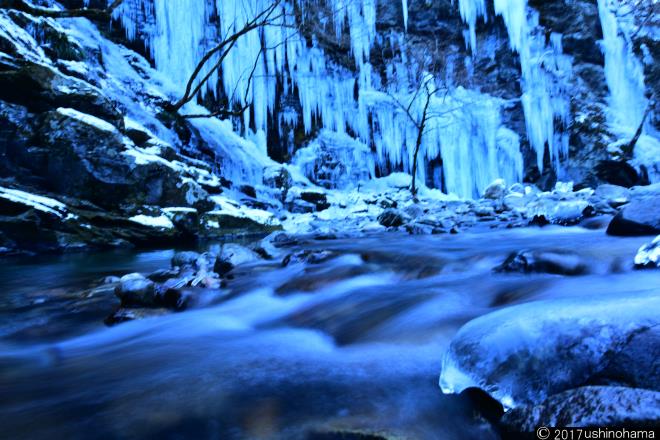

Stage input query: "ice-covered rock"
[
  {"left": 115, "top": 273, "right": 156, "bottom": 306},
  {"left": 439, "top": 291, "right": 660, "bottom": 409},
  {"left": 634, "top": 235, "right": 660, "bottom": 269},
  {"left": 483, "top": 179, "right": 506, "bottom": 200},
  {"left": 501, "top": 386, "right": 660, "bottom": 432}
]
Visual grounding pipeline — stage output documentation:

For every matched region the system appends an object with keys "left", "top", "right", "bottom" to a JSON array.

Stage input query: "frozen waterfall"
[
  {"left": 110, "top": 0, "right": 530, "bottom": 198},
  {"left": 457, "top": 0, "right": 572, "bottom": 172}
]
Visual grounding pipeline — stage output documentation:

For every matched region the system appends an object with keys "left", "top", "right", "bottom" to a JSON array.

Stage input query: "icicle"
[
  {"left": 402, "top": 0, "right": 408, "bottom": 31},
  {"left": 597, "top": 0, "right": 648, "bottom": 131}
]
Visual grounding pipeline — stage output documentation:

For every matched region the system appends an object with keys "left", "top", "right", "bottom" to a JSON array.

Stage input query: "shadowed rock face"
[{"left": 501, "top": 386, "right": 660, "bottom": 432}]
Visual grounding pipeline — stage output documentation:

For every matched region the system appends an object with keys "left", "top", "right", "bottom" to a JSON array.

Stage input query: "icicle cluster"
[
  {"left": 457, "top": 0, "right": 572, "bottom": 172},
  {"left": 111, "top": 0, "right": 527, "bottom": 198}
]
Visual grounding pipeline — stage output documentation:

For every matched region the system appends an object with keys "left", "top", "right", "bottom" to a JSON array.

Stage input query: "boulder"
[
  {"left": 496, "top": 250, "right": 588, "bottom": 276},
  {"left": 282, "top": 250, "right": 336, "bottom": 266},
  {"left": 439, "top": 292, "right": 660, "bottom": 409},
  {"left": 634, "top": 235, "right": 660, "bottom": 269},
  {"left": 377, "top": 209, "right": 409, "bottom": 228},
  {"left": 106, "top": 307, "right": 171, "bottom": 325},
  {"left": 213, "top": 243, "right": 261, "bottom": 275},
  {"left": 594, "top": 184, "right": 630, "bottom": 208},
  {"left": 607, "top": 197, "right": 660, "bottom": 236},
  {"left": 501, "top": 386, "right": 660, "bottom": 432},
  {"left": 114, "top": 273, "right": 156, "bottom": 306},
  {"left": 483, "top": 179, "right": 506, "bottom": 200},
  {"left": 171, "top": 251, "right": 201, "bottom": 268}
]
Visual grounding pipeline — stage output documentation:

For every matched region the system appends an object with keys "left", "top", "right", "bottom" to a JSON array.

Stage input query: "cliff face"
[{"left": 0, "top": 0, "right": 658, "bottom": 254}]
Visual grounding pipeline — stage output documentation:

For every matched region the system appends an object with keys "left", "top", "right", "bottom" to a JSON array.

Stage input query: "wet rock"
[
  {"left": 161, "top": 287, "right": 226, "bottom": 310},
  {"left": 105, "top": 307, "right": 171, "bottom": 325},
  {"left": 501, "top": 386, "right": 660, "bottom": 432},
  {"left": 282, "top": 250, "right": 335, "bottom": 266},
  {"left": 171, "top": 251, "right": 201, "bottom": 268},
  {"left": 115, "top": 273, "right": 156, "bottom": 306},
  {"left": 439, "top": 292, "right": 660, "bottom": 408},
  {"left": 147, "top": 268, "right": 180, "bottom": 283},
  {"left": 213, "top": 243, "right": 261, "bottom": 275},
  {"left": 607, "top": 196, "right": 660, "bottom": 236},
  {"left": 634, "top": 235, "right": 660, "bottom": 269},
  {"left": 496, "top": 250, "right": 588, "bottom": 276},
  {"left": 257, "top": 231, "right": 298, "bottom": 259},
  {"left": 377, "top": 209, "right": 409, "bottom": 228}
]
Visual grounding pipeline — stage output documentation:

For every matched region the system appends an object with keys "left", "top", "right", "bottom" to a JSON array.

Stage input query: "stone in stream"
[
  {"left": 496, "top": 250, "right": 588, "bottom": 276},
  {"left": 105, "top": 307, "right": 171, "bottom": 325},
  {"left": 213, "top": 243, "right": 261, "bottom": 276},
  {"left": 607, "top": 196, "right": 660, "bottom": 236},
  {"left": 171, "top": 251, "right": 201, "bottom": 268},
  {"left": 501, "top": 386, "right": 660, "bottom": 433},
  {"left": 439, "top": 292, "right": 660, "bottom": 409},
  {"left": 634, "top": 236, "right": 660, "bottom": 269},
  {"left": 282, "top": 250, "right": 336, "bottom": 267},
  {"left": 114, "top": 273, "right": 156, "bottom": 306}
]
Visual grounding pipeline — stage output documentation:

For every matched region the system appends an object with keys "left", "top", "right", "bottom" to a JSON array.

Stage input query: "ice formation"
[
  {"left": 100, "top": 0, "right": 532, "bottom": 198},
  {"left": 597, "top": 0, "right": 660, "bottom": 182},
  {"left": 439, "top": 291, "right": 660, "bottom": 409},
  {"left": 457, "top": 0, "right": 572, "bottom": 172}
]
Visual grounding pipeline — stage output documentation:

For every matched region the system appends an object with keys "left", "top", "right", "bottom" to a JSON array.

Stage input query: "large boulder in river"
[
  {"left": 439, "top": 292, "right": 660, "bottom": 409},
  {"left": 501, "top": 386, "right": 660, "bottom": 432},
  {"left": 607, "top": 196, "right": 660, "bottom": 236}
]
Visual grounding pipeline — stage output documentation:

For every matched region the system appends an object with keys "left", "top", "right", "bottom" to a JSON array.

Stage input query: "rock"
[
  {"left": 171, "top": 251, "right": 201, "bottom": 268},
  {"left": 105, "top": 307, "right": 171, "bottom": 325},
  {"left": 102, "top": 276, "right": 120, "bottom": 284},
  {"left": 257, "top": 231, "right": 298, "bottom": 259},
  {"left": 161, "top": 287, "right": 226, "bottom": 310},
  {"left": 483, "top": 179, "right": 506, "bottom": 200},
  {"left": 496, "top": 250, "right": 588, "bottom": 276},
  {"left": 607, "top": 197, "right": 660, "bottom": 236},
  {"left": 282, "top": 250, "right": 335, "bottom": 266},
  {"left": 300, "top": 191, "right": 330, "bottom": 211},
  {"left": 115, "top": 273, "right": 156, "bottom": 306},
  {"left": 503, "top": 193, "right": 527, "bottom": 210},
  {"left": 200, "top": 211, "right": 281, "bottom": 236},
  {"left": 403, "top": 204, "right": 424, "bottom": 219},
  {"left": 594, "top": 184, "right": 630, "bottom": 208},
  {"left": 634, "top": 235, "right": 660, "bottom": 269},
  {"left": 439, "top": 291, "right": 660, "bottom": 409},
  {"left": 547, "top": 200, "right": 591, "bottom": 225},
  {"left": 164, "top": 208, "right": 199, "bottom": 236},
  {"left": 213, "top": 243, "right": 261, "bottom": 275},
  {"left": 501, "top": 386, "right": 660, "bottom": 432},
  {"left": 377, "top": 209, "right": 409, "bottom": 227}
]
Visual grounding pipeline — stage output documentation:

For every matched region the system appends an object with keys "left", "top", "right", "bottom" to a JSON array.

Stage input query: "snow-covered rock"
[
  {"left": 439, "top": 291, "right": 660, "bottom": 409},
  {"left": 634, "top": 235, "right": 660, "bottom": 269}
]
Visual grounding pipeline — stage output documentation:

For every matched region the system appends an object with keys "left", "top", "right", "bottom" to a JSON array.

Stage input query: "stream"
[{"left": 0, "top": 226, "right": 657, "bottom": 439}]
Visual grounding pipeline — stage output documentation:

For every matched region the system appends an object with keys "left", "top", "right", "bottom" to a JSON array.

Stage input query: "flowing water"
[{"left": 0, "top": 226, "right": 658, "bottom": 439}]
